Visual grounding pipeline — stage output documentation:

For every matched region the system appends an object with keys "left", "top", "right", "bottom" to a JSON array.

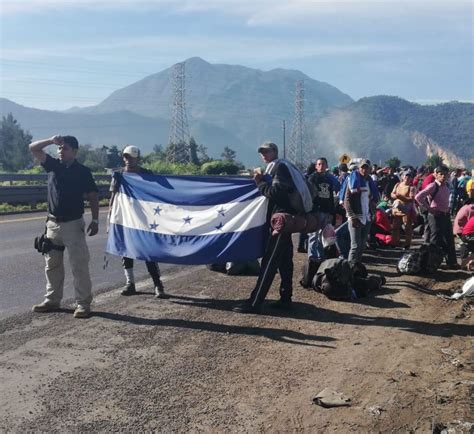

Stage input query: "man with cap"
[
  {"left": 108, "top": 145, "right": 166, "bottom": 298},
  {"left": 343, "top": 159, "right": 380, "bottom": 264},
  {"left": 29, "top": 134, "right": 99, "bottom": 318},
  {"left": 233, "top": 141, "right": 311, "bottom": 314}
]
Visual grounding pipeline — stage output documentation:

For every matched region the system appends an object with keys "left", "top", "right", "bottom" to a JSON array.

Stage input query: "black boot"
[{"left": 121, "top": 282, "right": 137, "bottom": 296}]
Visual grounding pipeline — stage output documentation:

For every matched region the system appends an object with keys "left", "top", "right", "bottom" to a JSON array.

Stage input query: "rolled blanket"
[{"left": 271, "top": 212, "right": 319, "bottom": 235}]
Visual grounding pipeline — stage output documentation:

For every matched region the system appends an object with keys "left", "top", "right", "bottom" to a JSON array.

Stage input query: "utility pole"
[
  {"left": 168, "top": 61, "right": 190, "bottom": 164},
  {"left": 287, "top": 80, "right": 308, "bottom": 171},
  {"left": 282, "top": 120, "right": 286, "bottom": 159}
]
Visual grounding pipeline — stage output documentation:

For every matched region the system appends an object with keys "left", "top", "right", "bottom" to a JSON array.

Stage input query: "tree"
[
  {"left": 425, "top": 153, "right": 444, "bottom": 169},
  {"left": 197, "top": 144, "right": 211, "bottom": 164},
  {"left": 0, "top": 113, "right": 33, "bottom": 172},
  {"left": 189, "top": 137, "right": 200, "bottom": 165},
  {"left": 221, "top": 146, "right": 236, "bottom": 162},
  {"left": 384, "top": 156, "right": 401, "bottom": 169},
  {"left": 105, "top": 145, "right": 122, "bottom": 168}
]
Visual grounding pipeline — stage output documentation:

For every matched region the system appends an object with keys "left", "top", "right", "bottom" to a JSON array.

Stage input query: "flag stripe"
[
  {"left": 106, "top": 223, "right": 268, "bottom": 264},
  {"left": 118, "top": 173, "right": 261, "bottom": 205},
  {"left": 110, "top": 192, "right": 267, "bottom": 236}
]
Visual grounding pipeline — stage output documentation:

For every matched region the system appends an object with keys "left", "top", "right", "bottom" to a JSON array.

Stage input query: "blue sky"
[{"left": 0, "top": 0, "right": 472, "bottom": 110}]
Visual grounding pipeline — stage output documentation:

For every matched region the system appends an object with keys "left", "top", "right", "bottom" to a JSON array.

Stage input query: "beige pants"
[{"left": 43, "top": 218, "right": 92, "bottom": 308}]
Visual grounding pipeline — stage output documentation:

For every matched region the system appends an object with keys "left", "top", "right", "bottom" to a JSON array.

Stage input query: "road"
[{"left": 0, "top": 210, "right": 177, "bottom": 319}]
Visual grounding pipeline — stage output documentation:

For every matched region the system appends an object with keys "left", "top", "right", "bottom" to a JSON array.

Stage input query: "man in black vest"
[
  {"left": 233, "top": 142, "right": 298, "bottom": 314},
  {"left": 30, "top": 135, "right": 99, "bottom": 318}
]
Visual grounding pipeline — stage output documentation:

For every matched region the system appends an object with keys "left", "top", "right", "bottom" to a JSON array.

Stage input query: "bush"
[
  {"left": 200, "top": 160, "right": 240, "bottom": 175},
  {"left": 144, "top": 161, "right": 201, "bottom": 175}
]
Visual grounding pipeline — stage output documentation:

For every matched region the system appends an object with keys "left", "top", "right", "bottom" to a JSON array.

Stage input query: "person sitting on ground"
[
  {"left": 390, "top": 170, "right": 416, "bottom": 249},
  {"left": 415, "top": 165, "right": 459, "bottom": 269},
  {"left": 108, "top": 145, "right": 166, "bottom": 298}
]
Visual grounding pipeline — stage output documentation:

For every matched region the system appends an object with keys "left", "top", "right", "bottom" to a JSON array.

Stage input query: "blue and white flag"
[{"left": 106, "top": 173, "right": 268, "bottom": 264}]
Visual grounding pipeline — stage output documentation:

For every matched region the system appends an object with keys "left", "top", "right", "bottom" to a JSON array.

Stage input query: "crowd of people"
[{"left": 28, "top": 134, "right": 474, "bottom": 317}]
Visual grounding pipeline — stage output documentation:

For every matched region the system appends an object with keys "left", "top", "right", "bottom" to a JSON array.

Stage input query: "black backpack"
[
  {"left": 300, "top": 259, "right": 322, "bottom": 288},
  {"left": 312, "top": 258, "right": 354, "bottom": 300},
  {"left": 419, "top": 244, "right": 443, "bottom": 274}
]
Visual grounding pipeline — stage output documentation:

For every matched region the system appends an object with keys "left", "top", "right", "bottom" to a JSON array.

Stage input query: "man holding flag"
[{"left": 233, "top": 142, "right": 312, "bottom": 314}]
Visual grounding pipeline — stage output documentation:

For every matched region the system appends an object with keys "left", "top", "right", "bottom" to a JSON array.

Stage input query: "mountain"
[
  {"left": 74, "top": 57, "right": 354, "bottom": 162},
  {"left": 2, "top": 59, "right": 472, "bottom": 167},
  {"left": 312, "top": 96, "right": 473, "bottom": 167},
  {"left": 0, "top": 98, "right": 244, "bottom": 158}
]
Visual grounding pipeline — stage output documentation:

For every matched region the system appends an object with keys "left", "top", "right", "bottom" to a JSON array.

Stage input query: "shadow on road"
[
  {"left": 92, "top": 310, "right": 338, "bottom": 348},
  {"left": 162, "top": 294, "right": 472, "bottom": 338}
]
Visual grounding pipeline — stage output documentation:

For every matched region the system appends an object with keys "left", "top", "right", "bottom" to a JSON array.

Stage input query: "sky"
[{"left": 0, "top": 0, "right": 472, "bottom": 111}]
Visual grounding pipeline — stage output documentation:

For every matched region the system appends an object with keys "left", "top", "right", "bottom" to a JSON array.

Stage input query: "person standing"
[
  {"left": 390, "top": 170, "right": 416, "bottom": 249},
  {"left": 108, "top": 145, "right": 166, "bottom": 298},
  {"left": 344, "top": 159, "right": 380, "bottom": 264},
  {"left": 233, "top": 142, "right": 311, "bottom": 314},
  {"left": 307, "top": 157, "right": 340, "bottom": 264},
  {"left": 29, "top": 135, "right": 99, "bottom": 318},
  {"left": 415, "top": 165, "right": 459, "bottom": 269}
]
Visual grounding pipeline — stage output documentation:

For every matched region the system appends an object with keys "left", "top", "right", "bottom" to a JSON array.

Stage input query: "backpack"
[
  {"left": 300, "top": 259, "right": 321, "bottom": 288},
  {"left": 397, "top": 250, "right": 423, "bottom": 275},
  {"left": 312, "top": 258, "right": 355, "bottom": 300},
  {"left": 419, "top": 244, "right": 443, "bottom": 274}
]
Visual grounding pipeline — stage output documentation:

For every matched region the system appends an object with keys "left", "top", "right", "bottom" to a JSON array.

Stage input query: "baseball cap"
[
  {"left": 359, "top": 159, "right": 371, "bottom": 168},
  {"left": 122, "top": 145, "right": 140, "bottom": 158},
  {"left": 257, "top": 141, "right": 278, "bottom": 153}
]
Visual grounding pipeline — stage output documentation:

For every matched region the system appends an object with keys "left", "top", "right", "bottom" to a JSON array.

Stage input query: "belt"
[{"left": 47, "top": 214, "right": 82, "bottom": 223}]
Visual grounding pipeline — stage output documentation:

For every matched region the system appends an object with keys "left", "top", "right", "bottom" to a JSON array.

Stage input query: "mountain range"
[{"left": 1, "top": 57, "right": 472, "bottom": 167}]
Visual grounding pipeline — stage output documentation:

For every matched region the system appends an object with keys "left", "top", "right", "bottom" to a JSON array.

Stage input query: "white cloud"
[{"left": 0, "top": 35, "right": 405, "bottom": 66}]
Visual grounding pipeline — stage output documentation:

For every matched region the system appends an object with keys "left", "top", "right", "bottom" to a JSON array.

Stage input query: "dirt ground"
[{"left": 0, "top": 244, "right": 473, "bottom": 432}]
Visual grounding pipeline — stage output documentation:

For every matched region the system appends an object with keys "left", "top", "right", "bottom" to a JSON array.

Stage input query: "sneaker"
[
  {"left": 121, "top": 283, "right": 136, "bottom": 296},
  {"left": 32, "top": 302, "right": 60, "bottom": 313},
  {"left": 154, "top": 282, "right": 168, "bottom": 299},
  {"left": 232, "top": 301, "right": 262, "bottom": 314},
  {"left": 269, "top": 299, "right": 293, "bottom": 310},
  {"left": 73, "top": 306, "right": 90, "bottom": 319}
]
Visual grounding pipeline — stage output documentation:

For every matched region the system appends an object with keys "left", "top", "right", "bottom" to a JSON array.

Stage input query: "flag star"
[
  {"left": 217, "top": 207, "right": 226, "bottom": 217},
  {"left": 149, "top": 221, "right": 159, "bottom": 230},
  {"left": 215, "top": 222, "right": 224, "bottom": 230},
  {"left": 183, "top": 216, "right": 193, "bottom": 224},
  {"left": 153, "top": 205, "right": 162, "bottom": 215}
]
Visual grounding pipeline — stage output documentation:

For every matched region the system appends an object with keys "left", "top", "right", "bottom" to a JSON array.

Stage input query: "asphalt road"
[{"left": 0, "top": 210, "right": 177, "bottom": 319}]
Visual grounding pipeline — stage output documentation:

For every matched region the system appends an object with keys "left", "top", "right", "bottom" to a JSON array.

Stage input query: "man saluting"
[{"left": 30, "top": 135, "right": 99, "bottom": 318}]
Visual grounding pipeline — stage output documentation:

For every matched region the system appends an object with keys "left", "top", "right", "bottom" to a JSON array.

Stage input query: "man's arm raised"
[{"left": 29, "top": 135, "right": 61, "bottom": 163}]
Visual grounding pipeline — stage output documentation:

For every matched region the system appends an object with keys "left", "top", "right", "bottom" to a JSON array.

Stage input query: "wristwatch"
[{"left": 91, "top": 219, "right": 99, "bottom": 224}]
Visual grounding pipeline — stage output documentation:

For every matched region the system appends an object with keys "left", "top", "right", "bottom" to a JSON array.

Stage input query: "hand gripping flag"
[{"left": 106, "top": 173, "right": 268, "bottom": 264}]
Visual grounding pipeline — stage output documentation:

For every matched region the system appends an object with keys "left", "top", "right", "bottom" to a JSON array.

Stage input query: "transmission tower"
[
  {"left": 288, "top": 80, "right": 309, "bottom": 170},
  {"left": 167, "top": 62, "right": 190, "bottom": 163}
]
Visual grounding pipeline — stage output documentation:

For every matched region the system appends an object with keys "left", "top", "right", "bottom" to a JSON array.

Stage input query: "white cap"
[{"left": 122, "top": 145, "right": 140, "bottom": 158}]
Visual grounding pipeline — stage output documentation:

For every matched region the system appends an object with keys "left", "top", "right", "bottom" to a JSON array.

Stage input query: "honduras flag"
[{"left": 106, "top": 173, "right": 268, "bottom": 264}]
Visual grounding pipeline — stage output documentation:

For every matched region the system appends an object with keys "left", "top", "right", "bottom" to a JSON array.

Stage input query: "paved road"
[{"left": 0, "top": 210, "right": 177, "bottom": 319}]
